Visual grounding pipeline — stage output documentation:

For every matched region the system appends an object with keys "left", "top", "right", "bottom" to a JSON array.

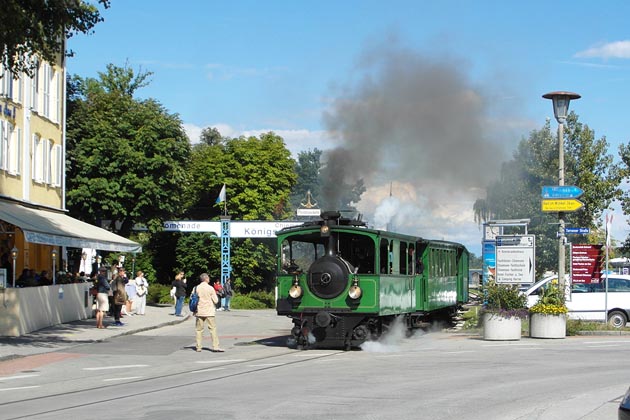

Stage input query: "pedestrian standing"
[
  {"left": 112, "top": 267, "right": 127, "bottom": 326},
  {"left": 194, "top": 273, "right": 224, "bottom": 352},
  {"left": 212, "top": 278, "right": 224, "bottom": 310},
  {"left": 123, "top": 277, "right": 137, "bottom": 316},
  {"left": 222, "top": 277, "right": 233, "bottom": 311},
  {"left": 134, "top": 271, "right": 148, "bottom": 315},
  {"left": 95, "top": 266, "right": 110, "bottom": 329},
  {"left": 172, "top": 271, "right": 187, "bottom": 317}
]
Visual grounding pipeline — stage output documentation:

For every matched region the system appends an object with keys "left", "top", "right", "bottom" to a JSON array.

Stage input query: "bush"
[
  {"left": 245, "top": 290, "right": 275, "bottom": 307},
  {"left": 231, "top": 294, "right": 268, "bottom": 309},
  {"left": 482, "top": 280, "right": 528, "bottom": 318},
  {"left": 147, "top": 283, "right": 174, "bottom": 305}
]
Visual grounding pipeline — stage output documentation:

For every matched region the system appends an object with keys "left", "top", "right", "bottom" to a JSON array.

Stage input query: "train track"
[{"left": 0, "top": 348, "right": 345, "bottom": 419}]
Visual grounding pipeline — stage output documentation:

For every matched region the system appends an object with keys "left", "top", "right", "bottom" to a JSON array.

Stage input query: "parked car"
[
  {"left": 523, "top": 274, "right": 630, "bottom": 328},
  {"left": 620, "top": 386, "right": 630, "bottom": 420}
]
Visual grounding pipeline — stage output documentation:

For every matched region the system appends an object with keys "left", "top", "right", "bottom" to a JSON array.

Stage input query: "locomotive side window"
[
  {"left": 391, "top": 240, "right": 400, "bottom": 275},
  {"left": 380, "top": 239, "right": 389, "bottom": 274},
  {"left": 399, "top": 242, "right": 408, "bottom": 275}
]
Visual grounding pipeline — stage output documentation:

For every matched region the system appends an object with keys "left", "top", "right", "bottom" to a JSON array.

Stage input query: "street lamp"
[
  {"left": 96, "top": 255, "right": 102, "bottom": 268},
  {"left": 52, "top": 249, "right": 57, "bottom": 285},
  {"left": 131, "top": 255, "right": 136, "bottom": 275},
  {"left": 10, "top": 247, "right": 17, "bottom": 287},
  {"left": 543, "top": 91, "right": 581, "bottom": 291}
]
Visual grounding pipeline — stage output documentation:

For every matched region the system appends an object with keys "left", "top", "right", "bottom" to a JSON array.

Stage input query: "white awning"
[{"left": 0, "top": 200, "right": 141, "bottom": 253}]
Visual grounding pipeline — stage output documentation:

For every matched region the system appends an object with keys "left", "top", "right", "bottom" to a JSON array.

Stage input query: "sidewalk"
[{"left": 0, "top": 304, "right": 190, "bottom": 361}]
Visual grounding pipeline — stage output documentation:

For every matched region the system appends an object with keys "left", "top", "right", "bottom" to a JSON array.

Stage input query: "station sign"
[
  {"left": 162, "top": 221, "right": 303, "bottom": 237},
  {"left": 571, "top": 244, "right": 603, "bottom": 284},
  {"left": 495, "top": 235, "right": 535, "bottom": 284},
  {"left": 541, "top": 199, "right": 584, "bottom": 212}
]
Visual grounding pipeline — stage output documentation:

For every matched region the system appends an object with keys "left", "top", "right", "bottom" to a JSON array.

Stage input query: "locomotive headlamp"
[
  {"left": 320, "top": 225, "right": 330, "bottom": 237},
  {"left": 289, "top": 276, "right": 303, "bottom": 298},
  {"left": 348, "top": 275, "right": 362, "bottom": 300},
  {"left": 348, "top": 284, "right": 362, "bottom": 299}
]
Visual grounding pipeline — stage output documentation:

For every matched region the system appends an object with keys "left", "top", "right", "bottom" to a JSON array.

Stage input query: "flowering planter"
[
  {"left": 529, "top": 313, "right": 566, "bottom": 339},
  {"left": 482, "top": 312, "right": 522, "bottom": 341}
]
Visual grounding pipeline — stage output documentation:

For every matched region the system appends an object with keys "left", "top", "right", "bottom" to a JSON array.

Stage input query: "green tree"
[
  {"left": 187, "top": 131, "right": 297, "bottom": 220},
  {"left": 474, "top": 113, "right": 621, "bottom": 275},
  {"left": 616, "top": 143, "right": 630, "bottom": 253},
  {"left": 66, "top": 63, "right": 192, "bottom": 237},
  {"left": 290, "top": 148, "right": 323, "bottom": 210},
  {"left": 0, "top": 0, "right": 109, "bottom": 77},
  {"left": 199, "top": 126, "right": 225, "bottom": 146},
  {"left": 178, "top": 130, "right": 297, "bottom": 291}
]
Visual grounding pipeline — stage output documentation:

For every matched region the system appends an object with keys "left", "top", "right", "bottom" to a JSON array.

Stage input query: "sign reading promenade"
[{"left": 495, "top": 235, "right": 535, "bottom": 284}]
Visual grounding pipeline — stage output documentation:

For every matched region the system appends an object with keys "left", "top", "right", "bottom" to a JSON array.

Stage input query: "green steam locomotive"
[{"left": 276, "top": 211, "right": 469, "bottom": 349}]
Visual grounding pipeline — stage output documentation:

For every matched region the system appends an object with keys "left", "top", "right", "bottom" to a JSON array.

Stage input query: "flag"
[
  {"left": 606, "top": 213, "right": 613, "bottom": 248},
  {"left": 215, "top": 184, "right": 226, "bottom": 204}
]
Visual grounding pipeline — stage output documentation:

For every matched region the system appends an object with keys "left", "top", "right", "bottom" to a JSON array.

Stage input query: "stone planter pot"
[
  {"left": 482, "top": 312, "right": 522, "bottom": 341},
  {"left": 529, "top": 313, "right": 566, "bottom": 339}
]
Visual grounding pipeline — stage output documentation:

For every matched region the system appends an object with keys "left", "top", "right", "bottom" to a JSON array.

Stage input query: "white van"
[{"left": 524, "top": 274, "right": 630, "bottom": 328}]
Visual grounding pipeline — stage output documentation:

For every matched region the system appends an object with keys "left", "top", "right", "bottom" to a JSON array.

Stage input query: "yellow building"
[{"left": 0, "top": 49, "right": 140, "bottom": 335}]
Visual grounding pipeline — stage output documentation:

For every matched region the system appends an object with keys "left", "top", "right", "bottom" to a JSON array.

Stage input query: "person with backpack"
[{"left": 194, "top": 273, "right": 224, "bottom": 353}]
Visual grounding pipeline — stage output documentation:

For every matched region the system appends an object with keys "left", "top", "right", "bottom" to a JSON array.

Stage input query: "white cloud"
[
  {"left": 356, "top": 181, "right": 483, "bottom": 255},
  {"left": 182, "top": 123, "right": 335, "bottom": 157},
  {"left": 575, "top": 40, "right": 630, "bottom": 59}
]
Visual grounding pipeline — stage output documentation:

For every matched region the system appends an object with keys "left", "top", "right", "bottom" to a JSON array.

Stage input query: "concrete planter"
[
  {"left": 529, "top": 313, "right": 566, "bottom": 339},
  {"left": 482, "top": 312, "right": 522, "bottom": 341}
]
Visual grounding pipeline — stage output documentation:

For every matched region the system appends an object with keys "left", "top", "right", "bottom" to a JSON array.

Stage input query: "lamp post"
[
  {"left": 96, "top": 255, "right": 102, "bottom": 269},
  {"left": 52, "top": 249, "right": 58, "bottom": 285},
  {"left": 131, "top": 255, "right": 136, "bottom": 275},
  {"left": 10, "top": 247, "right": 18, "bottom": 287},
  {"left": 542, "top": 91, "right": 581, "bottom": 292}
]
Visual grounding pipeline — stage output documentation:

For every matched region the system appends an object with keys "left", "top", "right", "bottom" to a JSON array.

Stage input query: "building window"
[
  {"left": 0, "top": 120, "right": 9, "bottom": 170},
  {"left": 31, "top": 61, "right": 40, "bottom": 112},
  {"left": 8, "top": 127, "right": 21, "bottom": 175},
  {"left": 0, "top": 66, "right": 13, "bottom": 99},
  {"left": 51, "top": 143, "right": 62, "bottom": 186},
  {"left": 32, "top": 134, "right": 42, "bottom": 182}
]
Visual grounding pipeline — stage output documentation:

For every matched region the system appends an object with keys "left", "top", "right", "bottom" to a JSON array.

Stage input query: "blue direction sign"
[
  {"left": 565, "top": 227, "right": 590, "bottom": 235},
  {"left": 542, "top": 185, "right": 584, "bottom": 199}
]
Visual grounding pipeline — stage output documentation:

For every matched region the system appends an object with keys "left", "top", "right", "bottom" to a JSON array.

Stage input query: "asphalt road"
[{"left": 0, "top": 310, "right": 627, "bottom": 420}]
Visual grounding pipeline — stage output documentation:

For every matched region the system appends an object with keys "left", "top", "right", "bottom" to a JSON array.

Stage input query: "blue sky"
[{"left": 68, "top": 1, "right": 630, "bottom": 255}]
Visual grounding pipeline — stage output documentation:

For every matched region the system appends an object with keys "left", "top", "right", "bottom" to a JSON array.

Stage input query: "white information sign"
[
  {"left": 495, "top": 235, "right": 535, "bottom": 284},
  {"left": 162, "top": 221, "right": 303, "bottom": 238}
]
